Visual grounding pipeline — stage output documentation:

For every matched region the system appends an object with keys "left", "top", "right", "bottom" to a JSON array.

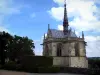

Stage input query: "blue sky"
[{"left": 0, "top": 0, "right": 100, "bottom": 57}]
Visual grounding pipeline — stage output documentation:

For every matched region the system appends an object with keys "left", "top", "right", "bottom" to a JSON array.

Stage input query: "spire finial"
[
  {"left": 63, "top": 0, "right": 69, "bottom": 35},
  {"left": 44, "top": 33, "right": 45, "bottom": 39},
  {"left": 82, "top": 31, "right": 84, "bottom": 39},
  {"left": 48, "top": 24, "right": 50, "bottom": 30}
]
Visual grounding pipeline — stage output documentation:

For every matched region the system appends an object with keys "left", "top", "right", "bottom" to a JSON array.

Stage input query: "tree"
[
  {"left": 7, "top": 35, "right": 35, "bottom": 61},
  {"left": 0, "top": 31, "right": 12, "bottom": 65},
  {"left": 0, "top": 31, "right": 35, "bottom": 63}
]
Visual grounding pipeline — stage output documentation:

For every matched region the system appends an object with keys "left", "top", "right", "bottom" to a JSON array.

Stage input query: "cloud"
[
  {"left": 0, "top": 0, "right": 28, "bottom": 33},
  {"left": 0, "top": 26, "right": 10, "bottom": 33},
  {"left": 48, "top": 7, "right": 64, "bottom": 21},
  {"left": 53, "top": 0, "right": 64, "bottom": 6},
  {"left": 85, "top": 36, "right": 100, "bottom": 57},
  {"left": 0, "top": 0, "right": 22, "bottom": 15},
  {"left": 58, "top": 25, "right": 63, "bottom": 30},
  {"left": 48, "top": 0, "right": 100, "bottom": 32}
]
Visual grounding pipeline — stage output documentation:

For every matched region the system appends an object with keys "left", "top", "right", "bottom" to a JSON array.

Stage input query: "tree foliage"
[
  {"left": 0, "top": 31, "right": 35, "bottom": 64},
  {"left": 88, "top": 57, "right": 100, "bottom": 68}
]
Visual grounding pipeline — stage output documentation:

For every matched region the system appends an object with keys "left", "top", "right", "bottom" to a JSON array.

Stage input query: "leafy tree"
[
  {"left": 0, "top": 31, "right": 35, "bottom": 64},
  {"left": 88, "top": 57, "right": 100, "bottom": 68},
  {"left": 0, "top": 31, "right": 12, "bottom": 65}
]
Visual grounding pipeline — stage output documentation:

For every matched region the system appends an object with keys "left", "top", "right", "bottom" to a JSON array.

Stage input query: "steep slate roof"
[{"left": 49, "top": 29, "right": 77, "bottom": 38}]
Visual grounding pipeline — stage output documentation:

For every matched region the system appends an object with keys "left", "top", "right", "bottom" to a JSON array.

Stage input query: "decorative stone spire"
[
  {"left": 63, "top": 0, "right": 69, "bottom": 35},
  {"left": 48, "top": 24, "right": 50, "bottom": 30},
  {"left": 74, "top": 30, "right": 75, "bottom": 33},
  {"left": 82, "top": 31, "right": 84, "bottom": 39},
  {"left": 44, "top": 33, "right": 45, "bottom": 39}
]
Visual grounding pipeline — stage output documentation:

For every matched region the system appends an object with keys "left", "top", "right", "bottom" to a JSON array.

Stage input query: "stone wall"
[
  {"left": 79, "top": 42, "right": 86, "bottom": 56},
  {"left": 51, "top": 42, "right": 57, "bottom": 56},
  {"left": 69, "top": 57, "right": 88, "bottom": 68},
  {"left": 53, "top": 57, "right": 69, "bottom": 67}
]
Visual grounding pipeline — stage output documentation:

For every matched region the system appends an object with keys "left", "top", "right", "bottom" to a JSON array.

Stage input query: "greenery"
[
  {"left": 0, "top": 57, "right": 100, "bottom": 74},
  {"left": 20, "top": 56, "right": 53, "bottom": 67},
  {"left": 0, "top": 31, "right": 35, "bottom": 65},
  {"left": 88, "top": 57, "right": 100, "bottom": 69},
  {"left": 88, "top": 57, "right": 100, "bottom": 75}
]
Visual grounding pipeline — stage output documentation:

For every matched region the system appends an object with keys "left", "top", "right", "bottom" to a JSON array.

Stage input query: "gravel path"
[{"left": 0, "top": 70, "right": 84, "bottom": 75}]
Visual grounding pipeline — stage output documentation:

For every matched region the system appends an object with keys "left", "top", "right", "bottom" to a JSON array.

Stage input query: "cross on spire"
[{"left": 63, "top": 0, "right": 69, "bottom": 35}]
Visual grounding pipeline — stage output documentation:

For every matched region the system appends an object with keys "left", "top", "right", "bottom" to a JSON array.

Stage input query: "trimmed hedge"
[
  {"left": 1, "top": 56, "right": 100, "bottom": 74},
  {"left": 20, "top": 56, "right": 53, "bottom": 67},
  {"left": 1, "top": 62, "right": 100, "bottom": 74}
]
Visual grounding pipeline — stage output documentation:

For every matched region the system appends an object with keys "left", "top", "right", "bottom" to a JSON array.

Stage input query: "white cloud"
[
  {"left": 48, "top": 7, "right": 64, "bottom": 21},
  {"left": 0, "top": 0, "right": 22, "bottom": 15},
  {"left": 53, "top": 0, "right": 64, "bottom": 6},
  {"left": 58, "top": 25, "right": 63, "bottom": 30},
  {"left": 0, "top": 0, "right": 27, "bottom": 33},
  {"left": 85, "top": 36, "right": 100, "bottom": 57},
  {"left": 48, "top": 0, "right": 100, "bottom": 32},
  {"left": 0, "top": 26, "right": 10, "bottom": 32}
]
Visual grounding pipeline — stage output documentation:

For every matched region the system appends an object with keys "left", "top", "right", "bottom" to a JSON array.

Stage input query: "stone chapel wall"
[
  {"left": 70, "top": 57, "right": 88, "bottom": 68},
  {"left": 51, "top": 42, "right": 57, "bottom": 56},
  {"left": 79, "top": 42, "right": 86, "bottom": 56},
  {"left": 53, "top": 57, "right": 69, "bottom": 67}
]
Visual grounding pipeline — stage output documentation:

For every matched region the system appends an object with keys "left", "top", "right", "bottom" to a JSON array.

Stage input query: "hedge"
[{"left": 19, "top": 56, "right": 53, "bottom": 67}]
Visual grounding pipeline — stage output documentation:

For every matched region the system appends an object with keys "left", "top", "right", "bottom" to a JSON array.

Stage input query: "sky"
[{"left": 0, "top": 0, "right": 100, "bottom": 57}]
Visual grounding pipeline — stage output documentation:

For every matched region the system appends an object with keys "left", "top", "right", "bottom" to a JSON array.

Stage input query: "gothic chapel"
[{"left": 42, "top": 0, "right": 88, "bottom": 68}]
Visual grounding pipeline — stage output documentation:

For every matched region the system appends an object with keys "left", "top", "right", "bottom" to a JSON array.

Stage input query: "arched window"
[{"left": 57, "top": 43, "right": 62, "bottom": 56}]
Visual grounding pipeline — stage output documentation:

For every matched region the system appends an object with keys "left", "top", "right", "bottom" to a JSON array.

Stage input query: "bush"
[
  {"left": 20, "top": 56, "right": 53, "bottom": 67},
  {"left": 2, "top": 61, "right": 17, "bottom": 70}
]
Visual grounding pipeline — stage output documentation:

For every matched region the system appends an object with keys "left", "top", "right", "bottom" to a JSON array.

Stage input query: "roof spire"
[
  {"left": 82, "top": 31, "right": 84, "bottom": 39},
  {"left": 63, "top": 0, "right": 69, "bottom": 35},
  {"left": 44, "top": 33, "right": 45, "bottom": 39},
  {"left": 48, "top": 24, "right": 50, "bottom": 30}
]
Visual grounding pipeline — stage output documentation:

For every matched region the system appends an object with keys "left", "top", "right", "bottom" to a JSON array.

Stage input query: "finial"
[
  {"left": 74, "top": 30, "right": 75, "bottom": 33},
  {"left": 82, "top": 31, "right": 84, "bottom": 39},
  {"left": 44, "top": 33, "right": 45, "bottom": 39},
  {"left": 48, "top": 24, "right": 50, "bottom": 30}
]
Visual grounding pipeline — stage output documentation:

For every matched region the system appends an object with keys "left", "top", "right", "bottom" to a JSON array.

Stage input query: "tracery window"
[{"left": 57, "top": 43, "right": 62, "bottom": 56}]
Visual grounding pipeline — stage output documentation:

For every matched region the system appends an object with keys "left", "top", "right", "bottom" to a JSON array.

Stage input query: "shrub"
[
  {"left": 20, "top": 56, "right": 53, "bottom": 67},
  {"left": 3, "top": 61, "right": 16, "bottom": 70}
]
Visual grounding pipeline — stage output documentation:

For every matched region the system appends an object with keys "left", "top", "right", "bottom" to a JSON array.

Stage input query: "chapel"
[{"left": 42, "top": 0, "right": 88, "bottom": 68}]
